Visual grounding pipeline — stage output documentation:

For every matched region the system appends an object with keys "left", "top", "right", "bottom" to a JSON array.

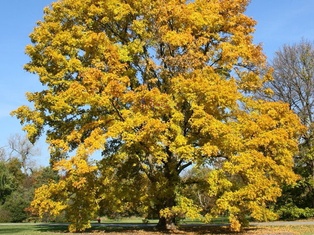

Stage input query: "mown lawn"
[
  {"left": 1, "top": 221, "right": 314, "bottom": 235},
  {"left": 0, "top": 224, "right": 68, "bottom": 235}
]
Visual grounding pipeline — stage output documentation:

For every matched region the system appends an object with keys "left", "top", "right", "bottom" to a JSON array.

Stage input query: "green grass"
[
  {"left": 0, "top": 221, "right": 154, "bottom": 235},
  {"left": 0, "top": 224, "right": 68, "bottom": 235},
  {"left": 1, "top": 221, "right": 314, "bottom": 235}
]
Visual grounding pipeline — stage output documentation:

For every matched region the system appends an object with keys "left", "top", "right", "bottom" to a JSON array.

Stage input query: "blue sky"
[
  {"left": 246, "top": 1, "right": 314, "bottom": 58},
  {"left": 0, "top": 0, "right": 314, "bottom": 166}
]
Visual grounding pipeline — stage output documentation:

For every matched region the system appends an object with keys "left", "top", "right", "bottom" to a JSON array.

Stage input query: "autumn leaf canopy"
[{"left": 12, "top": 0, "right": 304, "bottom": 232}]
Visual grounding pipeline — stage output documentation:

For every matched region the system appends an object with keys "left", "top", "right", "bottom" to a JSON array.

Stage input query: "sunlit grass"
[{"left": 0, "top": 224, "right": 68, "bottom": 235}]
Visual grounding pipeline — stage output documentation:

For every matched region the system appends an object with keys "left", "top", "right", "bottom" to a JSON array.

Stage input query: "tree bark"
[
  {"left": 156, "top": 216, "right": 177, "bottom": 231},
  {"left": 151, "top": 156, "right": 181, "bottom": 231}
]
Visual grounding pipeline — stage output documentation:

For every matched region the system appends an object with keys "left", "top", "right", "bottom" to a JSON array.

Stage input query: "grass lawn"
[
  {"left": 0, "top": 224, "right": 68, "bottom": 235},
  {"left": 1, "top": 221, "right": 314, "bottom": 235}
]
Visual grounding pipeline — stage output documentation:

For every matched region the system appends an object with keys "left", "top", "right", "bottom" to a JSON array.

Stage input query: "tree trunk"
[
  {"left": 154, "top": 191, "right": 178, "bottom": 231},
  {"left": 312, "top": 160, "right": 314, "bottom": 208},
  {"left": 150, "top": 155, "right": 182, "bottom": 231},
  {"left": 156, "top": 216, "right": 177, "bottom": 231}
]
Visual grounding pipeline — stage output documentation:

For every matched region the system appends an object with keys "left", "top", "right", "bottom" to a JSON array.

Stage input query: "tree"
[
  {"left": 181, "top": 166, "right": 214, "bottom": 215},
  {"left": 13, "top": 0, "right": 303, "bottom": 232},
  {"left": 0, "top": 136, "right": 56, "bottom": 223},
  {"left": 0, "top": 157, "right": 28, "bottom": 222},
  {"left": 8, "top": 134, "right": 39, "bottom": 175},
  {"left": 267, "top": 40, "right": 314, "bottom": 126},
  {"left": 0, "top": 147, "right": 5, "bottom": 161},
  {"left": 1, "top": 188, "right": 33, "bottom": 222},
  {"left": 0, "top": 161, "right": 15, "bottom": 205},
  {"left": 262, "top": 40, "right": 314, "bottom": 211}
]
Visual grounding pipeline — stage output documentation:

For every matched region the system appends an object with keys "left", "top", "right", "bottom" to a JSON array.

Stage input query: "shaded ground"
[
  {"left": 1, "top": 221, "right": 314, "bottom": 235},
  {"left": 85, "top": 222, "right": 314, "bottom": 235}
]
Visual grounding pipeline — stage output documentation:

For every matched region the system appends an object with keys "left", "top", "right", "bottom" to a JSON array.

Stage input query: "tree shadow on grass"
[
  {"left": 48, "top": 224, "right": 261, "bottom": 234},
  {"left": 34, "top": 224, "right": 69, "bottom": 233},
  {"left": 0, "top": 227, "right": 24, "bottom": 234},
  {"left": 180, "top": 225, "right": 261, "bottom": 234},
  {"left": 0, "top": 223, "right": 264, "bottom": 235},
  {"left": 97, "top": 224, "right": 274, "bottom": 235},
  {"left": 35, "top": 223, "right": 157, "bottom": 234}
]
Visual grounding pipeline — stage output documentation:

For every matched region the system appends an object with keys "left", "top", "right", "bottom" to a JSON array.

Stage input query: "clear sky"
[{"left": 1, "top": 0, "right": 314, "bottom": 166}]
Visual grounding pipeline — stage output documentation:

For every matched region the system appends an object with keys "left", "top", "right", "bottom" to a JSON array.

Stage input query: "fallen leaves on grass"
[{"left": 74, "top": 226, "right": 301, "bottom": 235}]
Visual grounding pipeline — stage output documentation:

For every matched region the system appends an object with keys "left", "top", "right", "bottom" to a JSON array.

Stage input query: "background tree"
[
  {"left": 180, "top": 166, "right": 214, "bottom": 215},
  {"left": 0, "top": 135, "right": 56, "bottom": 222},
  {"left": 262, "top": 39, "right": 314, "bottom": 214},
  {"left": 8, "top": 134, "right": 39, "bottom": 175},
  {"left": 0, "top": 147, "right": 5, "bottom": 160},
  {"left": 13, "top": 0, "right": 303, "bottom": 232},
  {"left": 0, "top": 155, "right": 28, "bottom": 222},
  {"left": 0, "top": 161, "right": 16, "bottom": 205}
]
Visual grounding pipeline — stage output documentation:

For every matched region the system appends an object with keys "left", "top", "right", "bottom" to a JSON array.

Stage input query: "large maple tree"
[{"left": 13, "top": 0, "right": 303, "bottom": 232}]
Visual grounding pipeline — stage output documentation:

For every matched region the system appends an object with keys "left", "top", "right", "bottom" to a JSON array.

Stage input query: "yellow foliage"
[
  {"left": 13, "top": 0, "right": 304, "bottom": 232},
  {"left": 229, "top": 214, "right": 242, "bottom": 232},
  {"left": 31, "top": 183, "right": 67, "bottom": 218},
  {"left": 30, "top": 156, "right": 99, "bottom": 232},
  {"left": 160, "top": 196, "right": 201, "bottom": 221}
]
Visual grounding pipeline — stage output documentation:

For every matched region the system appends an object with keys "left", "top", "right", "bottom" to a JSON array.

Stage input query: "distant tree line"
[{"left": 0, "top": 135, "right": 58, "bottom": 222}]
